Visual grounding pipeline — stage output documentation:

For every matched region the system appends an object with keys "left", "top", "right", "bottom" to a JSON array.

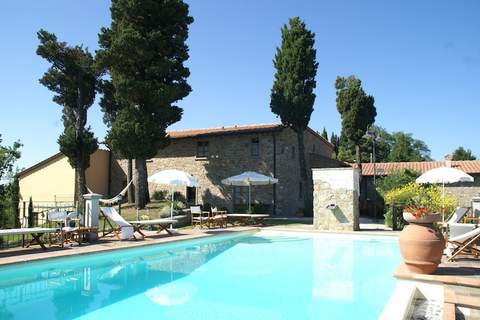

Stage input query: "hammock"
[{"left": 87, "top": 180, "right": 133, "bottom": 206}]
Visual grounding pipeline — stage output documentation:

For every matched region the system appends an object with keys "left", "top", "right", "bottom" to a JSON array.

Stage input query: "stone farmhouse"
[{"left": 112, "top": 123, "right": 338, "bottom": 215}]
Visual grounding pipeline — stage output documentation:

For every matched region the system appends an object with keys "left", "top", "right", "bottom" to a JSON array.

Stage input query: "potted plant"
[{"left": 384, "top": 183, "right": 457, "bottom": 274}]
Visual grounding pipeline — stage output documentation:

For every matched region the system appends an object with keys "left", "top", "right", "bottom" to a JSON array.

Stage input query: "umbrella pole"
[
  {"left": 248, "top": 183, "right": 252, "bottom": 213},
  {"left": 442, "top": 180, "right": 445, "bottom": 223},
  {"left": 170, "top": 186, "right": 174, "bottom": 229}
]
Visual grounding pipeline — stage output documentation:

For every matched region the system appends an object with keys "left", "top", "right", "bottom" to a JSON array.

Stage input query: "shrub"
[
  {"left": 384, "top": 183, "right": 457, "bottom": 218},
  {"left": 377, "top": 169, "right": 420, "bottom": 196},
  {"left": 152, "top": 190, "right": 168, "bottom": 201}
]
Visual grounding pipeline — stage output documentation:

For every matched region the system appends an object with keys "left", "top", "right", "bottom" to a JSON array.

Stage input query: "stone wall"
[
  {"left": 444, "top": 174, "right": 480, "bottom": 207},
  {"left": 313, "top": 167, "right": 360, "bottom": 231},
  {"left": 111, "top": 127, "right": 333, "bottom": 215}
]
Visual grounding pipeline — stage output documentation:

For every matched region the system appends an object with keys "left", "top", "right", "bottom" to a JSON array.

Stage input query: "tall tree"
[
  {"left": 451, "top": 147, "right": 476, "bottom": 161},
  {"left": 270, "top": 17, "right": 318, "bottom": 209},
  {"left": 360, "top": 125, "right": 393, "bottom": 163},
  {"left": 329, "top": 132, "right": 340, "bottom": 158},
  {"left": 97, "top": 0, "right": 193, "bottom": 209},
  {"left": 388, "top": 132, "right": 431, "bottom": 162},
  {"left": 321, "top": 127, "right": 328, "bottom": 140},
  {"left": 335, "top": 76, "right": 376, "bottom": 163},
  {"left": 37, "top": 30, "right": 99, "bottom": 206},
  {"left": 0, "top": 134, "right": 21, "bottom": 182}
]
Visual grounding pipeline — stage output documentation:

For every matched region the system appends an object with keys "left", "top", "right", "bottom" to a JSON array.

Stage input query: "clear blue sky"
[{"left": 1, "top": 0, "right": 479, "bottom": 169}]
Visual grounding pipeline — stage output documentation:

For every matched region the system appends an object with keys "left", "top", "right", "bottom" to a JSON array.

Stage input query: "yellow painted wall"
[
  {"left": 19, "top": 155, "right": 75, "bottom": 203},
  {"left": 19, "top": 149, "right": 110, "bottom": 204}
]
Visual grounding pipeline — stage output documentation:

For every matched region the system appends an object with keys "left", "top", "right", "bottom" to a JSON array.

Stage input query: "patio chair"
[
  {"left": 210, "top": 207, "right": 227, "bottom": 228},
  {"left": 445, "top": 223, "right": 480, "bottom": 261},
  {"left": 47, "top": 211, "right": 83, "bottom": 246},
  {"left": 100, "top": 207, "right": 135, "bottom": 240},
  {"left": 191, "top": 206, "right": 210, "bottom": 228}
]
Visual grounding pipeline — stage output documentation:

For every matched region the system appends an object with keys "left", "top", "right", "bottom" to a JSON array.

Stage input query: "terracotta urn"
[{"left": 398, "top": 212, "right": 445, "bottom": 274}]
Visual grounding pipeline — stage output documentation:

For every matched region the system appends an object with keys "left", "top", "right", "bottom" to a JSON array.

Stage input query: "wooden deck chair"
[
  {"left": 100, "top": 207, "right": 134, "bottom": 240},
  {"left": 210, "top": 207, "right": 227, "bottom": 228},
  {"left": 191, "top": 206, "right": 210, "bottom": 228},
  {"left": 446, "top": 223, "right": 480, "bottom": 261}
]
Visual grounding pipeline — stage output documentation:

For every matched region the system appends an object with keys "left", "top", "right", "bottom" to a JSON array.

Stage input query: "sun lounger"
[
  {"left": 128, "top": 219, "right": 177, "bottom": 237},
  {"left": 445, "top": 223, "right": 480, "bottom": 261},
  {"left": 100, "top": 207, "right": 135, "bottom": 240},
  {"left": 0, "top": 227, "right": 59, "bottom": 250},
  {"left": 226, "top": 214, "right": 269, "bottom": 226}
]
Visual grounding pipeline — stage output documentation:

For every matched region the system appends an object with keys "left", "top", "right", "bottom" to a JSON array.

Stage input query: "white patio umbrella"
[
  {"left": 148, "top": 169, "right": 199, "bottom": 230},
  {"left": 222, "top": 171, "right": 278, "bottom": 212},
  {"left": 416, "top": 166, "right": 474, "bottom": 221}
]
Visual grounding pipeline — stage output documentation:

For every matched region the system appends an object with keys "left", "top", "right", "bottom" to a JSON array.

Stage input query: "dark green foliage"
[
  {"left": 388, "top": 132, "right": 431, "bottom": 162},
  {"left": 335, "top": 75, "right": 376, "bottom": 163},
  {"left": 152, "top": 190, "right": 168, "bottom": 201},
  {"left": 0, "top": 175, "right": 21, "bottom": 229},
  {"left": 0, "top": 134, "right": 22, "bottom": 182},
  {"left": 451, "top": 146, "right": 476, "bottom": 161},
  {"left": 28, "top": 197, "right": 34, "bottom": 228},
  {"left": 360, "top": 126, "right": 393, "bottom": 163},
  {"left": 270, "top": 17, "right": 318, "bottom": 133},
  {"left": 321, "top": 127, "right": 328, "bottom": 140},
  {"left": 58, "top": 127, "right": 98, "bottom": 169},
  {"left": 37, "top": 30, "right": 99, "bottom": 204},
  {"left": 270, "top": 17, "right": 318, "bottom": 213},
  {"left": 377, "top": 169, "right": 420, "bottom": 196},
  {"left": 98, "top": 0, "right": 193, "bottom": 208},
  {"left": 329, "top": 132, "right": 340, "bottom": 158}
]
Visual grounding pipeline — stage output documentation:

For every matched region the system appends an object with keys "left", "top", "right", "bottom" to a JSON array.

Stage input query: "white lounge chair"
[
  {"left": 0, "top": 227, "right": 59, "bottom": 250},
  {"left": 445, "top": 223, "right": 480, "bottom": 261},
  {"left": 100, "top": 207, "right": 135, "bottom": 240}
]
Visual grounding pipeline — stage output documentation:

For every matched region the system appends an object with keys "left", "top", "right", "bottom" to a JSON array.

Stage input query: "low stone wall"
[{"left": 313, "top": 167, "right": 360, "bottom": 231}]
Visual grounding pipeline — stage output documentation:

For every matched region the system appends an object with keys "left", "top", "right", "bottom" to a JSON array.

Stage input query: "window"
[
  {"left": 251, "top": 138, "right": 259, "bottom": 156},
  {"left": 299, "top": 182, "right": 303, "bottom": 199},
  {"left": 196, "top": 141, "right": 209, "bottom": 158}
]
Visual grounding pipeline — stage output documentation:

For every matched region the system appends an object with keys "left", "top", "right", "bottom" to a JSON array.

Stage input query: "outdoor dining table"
[{"left": 226, "top": 214, "right": 270, "bottom": 226}]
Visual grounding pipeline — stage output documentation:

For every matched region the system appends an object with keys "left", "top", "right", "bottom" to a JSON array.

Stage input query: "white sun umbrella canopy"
[
  {"left": 148, "top": 169, "right": 199, "bottom": 227},
  {"left": 222, "top": 171, "right": 278, "bottom": 212},
  {"left": 416, "top": 166, "right": 474, "bottom": 221}
]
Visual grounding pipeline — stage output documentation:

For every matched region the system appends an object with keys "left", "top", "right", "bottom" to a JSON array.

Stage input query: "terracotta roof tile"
[
  {"left": 167, "top": 123, "right": 333, "bottom": 149},
  {"left": 360, "top": 160, "right": 480, "bottom": 176},
  {"left": 167, "top": 123, "right": 283, "bottom": 139}
]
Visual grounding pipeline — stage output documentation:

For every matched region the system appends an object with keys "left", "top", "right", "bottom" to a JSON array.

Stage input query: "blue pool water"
[{"left": 0, "top": 231, "right": 400, "bottom": 320}]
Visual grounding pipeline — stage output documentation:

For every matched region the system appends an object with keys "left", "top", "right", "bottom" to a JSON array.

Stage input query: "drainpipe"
[{"left": 272, "top": 133, "right": 277, "bottom": 215}]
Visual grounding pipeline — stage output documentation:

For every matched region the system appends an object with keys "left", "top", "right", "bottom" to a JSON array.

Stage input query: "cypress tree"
[
  {"left": 270, "top": 17, "right": 318, "bottom": 211},
  {"left": 97, "top": 0, "right": 193, "bottom": 208},
  {"left": 37, "top": 30, "right": 99, "bottom": 206},
  {"left": 335, "top": 75, "right": 376, "bottom": 163}
]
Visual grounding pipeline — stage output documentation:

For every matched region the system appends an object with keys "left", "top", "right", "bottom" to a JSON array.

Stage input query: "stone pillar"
[
  {"left": 472, "top": 196, "right": 480, "bottom": 219},
  {"left": 312, "top": 167, "right": 360, "bottom": 231},
  {"left": 83, "top": 193, "right": 102, "bottom": 242}
]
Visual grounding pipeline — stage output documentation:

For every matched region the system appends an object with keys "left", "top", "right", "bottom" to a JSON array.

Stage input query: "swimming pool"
[{"left": 0, "top": 231, "right": 400, "bottom": 319}]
